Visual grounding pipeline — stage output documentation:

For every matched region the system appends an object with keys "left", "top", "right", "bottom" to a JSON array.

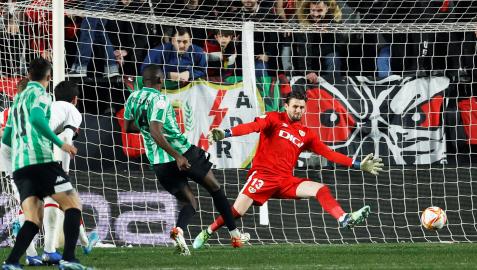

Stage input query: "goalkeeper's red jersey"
[{"left": 231, "top": 111, "right": 353, "bottom": 177}]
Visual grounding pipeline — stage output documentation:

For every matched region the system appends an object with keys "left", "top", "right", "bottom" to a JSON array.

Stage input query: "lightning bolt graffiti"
[{"left": 198, "top": 89, "right": 228, "bottom": 151}]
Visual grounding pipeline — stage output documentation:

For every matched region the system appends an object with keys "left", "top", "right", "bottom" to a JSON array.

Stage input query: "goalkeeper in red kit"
[{"left": 192, "top": 90, "right": 384, "bottom": 249}]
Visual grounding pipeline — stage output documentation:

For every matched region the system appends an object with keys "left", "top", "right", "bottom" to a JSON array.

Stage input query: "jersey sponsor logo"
[{"left": 278, "top": 130, "right": 304, "bottom": 148}]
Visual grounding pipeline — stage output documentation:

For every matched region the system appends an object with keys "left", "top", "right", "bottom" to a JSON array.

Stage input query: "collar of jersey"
[
  {"left": 141, "top": 87, "right": 160, "bottom": 93},
  {"left": 26, "top": 81, "right": 46, "bottom": 91}
]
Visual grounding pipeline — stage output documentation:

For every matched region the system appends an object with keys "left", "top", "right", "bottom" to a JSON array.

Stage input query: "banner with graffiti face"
[
  {"left": 163, "top": 80, "right": 264, "bottom": 168},
  {"left": 302, "top": 75, "right": 448, "bottom": 165}
]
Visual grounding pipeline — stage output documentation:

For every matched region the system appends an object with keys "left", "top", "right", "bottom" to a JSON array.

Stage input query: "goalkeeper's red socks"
[
  {"left": 208, "top": 206, "right": 241, "bottom": 233},
  {"left": 315, "top": 185, "right": 346, "bottom": 220}
]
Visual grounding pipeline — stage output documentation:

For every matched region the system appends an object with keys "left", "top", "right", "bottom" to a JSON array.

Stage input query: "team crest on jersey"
[
  {"left": 298, "top": 130, "right": 305, "bottom": 137},
  {"left": 156, "top": 100, "right": 167, "bottom": 110},
  {"left": 248, "top": 187, "right": 256, "bottom": 193}
]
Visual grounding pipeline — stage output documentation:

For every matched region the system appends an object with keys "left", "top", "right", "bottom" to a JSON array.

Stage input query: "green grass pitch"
[{"left": 2, "top": 243, "right": 477, "bottom": 269}]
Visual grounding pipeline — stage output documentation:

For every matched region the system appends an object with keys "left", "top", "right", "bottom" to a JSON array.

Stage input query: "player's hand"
[
  {"left": 0, "top": 126, "right": 4, "bottom": 139},
  {"left": 176, "top": 155, "right": 191, "bottom": 171},
  {"left": 360, "top": 153, "right": 384, "bottom": 175},
  {"left": 306, "top": 72, "right": 319, "bottom": 84},
  {"left": 61, "top": 143, "right": 77, "bottom": 157},
  {"left": 208, "top": 128, "right": 225, "bottom": 144}
]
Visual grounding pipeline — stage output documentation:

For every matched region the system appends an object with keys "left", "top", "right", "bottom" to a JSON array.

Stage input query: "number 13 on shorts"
[{"left": 248, "top": 178, "right": 264, "bottom": 193}]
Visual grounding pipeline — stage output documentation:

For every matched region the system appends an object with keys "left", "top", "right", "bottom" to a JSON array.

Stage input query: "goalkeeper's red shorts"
[{"left": 240, "top": 170, "right": 308, "bottom": 206}]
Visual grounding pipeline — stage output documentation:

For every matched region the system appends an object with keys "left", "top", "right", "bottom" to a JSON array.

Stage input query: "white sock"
[
  {"left": 229, "top": 228, "right": 240, "bottom": 238},
  {"left": 19, "top": 211, "right": 38, "bottom": 257},
  {"left": 78, "top": 222, "right": 89, "bottom": 246},
  {"left": 338, "top": 213, "right": 348, "bottom": 222},
  {"left": 206, "top": 226, "right": 213, "bottom": 235},
  {"left": 43, "top": 204, "right": 59, "bottom": 253}
]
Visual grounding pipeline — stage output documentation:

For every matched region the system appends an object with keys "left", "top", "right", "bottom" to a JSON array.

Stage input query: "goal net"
[{"left": 0, "top": 0, "right": 476, "bottom": 246}]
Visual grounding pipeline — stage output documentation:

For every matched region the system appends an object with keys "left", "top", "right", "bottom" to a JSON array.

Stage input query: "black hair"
[
  {"left": 28, "top": 58, "right": 52, "bottom": 81},
  {"left": 172, "top": 27, "right": 191, "bottom": 38},
  {"left": 214, "top": 29, "right": 235, "bottom": 37},
  {"left": 54, "top": 80, "right": 79, "bottom": 102},
  {"left": 284, "top": 90, "right": 308, "bottom": 104},
  {"left": 142, "top": 64, "right": 164, "bottom": 87}
]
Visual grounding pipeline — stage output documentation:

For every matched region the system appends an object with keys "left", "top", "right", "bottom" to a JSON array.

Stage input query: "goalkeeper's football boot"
[
  {"left": 1, "top": 263, "right": 23, "bottom": 270},
  {"left": 339, "top": 205, "right": 371, "bottom": 229},
  {"left": 25, "top": 255, "right": 44, "bottom": 266},
  {"left": 42, "top": 251, "right": 62, "bottom": 265},
  {"left": 82, "top": 231, "right": 100, "bottom": 255},
  {"left": 192, "top": 230, "right": 211, "bottom": 249},
  {"left": 58, "top": 260, "right": 93, "bottom": 270},
  {"left": 231, "top": 231, "right": 251, "bottom": 248},
  {"left": 170, "top": 227, "right": 191, "bottom": 256}
]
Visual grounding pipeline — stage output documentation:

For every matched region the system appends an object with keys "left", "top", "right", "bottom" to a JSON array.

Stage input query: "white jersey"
[
  {"left": 0, "top": 109, "right": 7, "bottom": 127},
  {"left": 50, "top": 101, "right": 82, "bottom": 134}
]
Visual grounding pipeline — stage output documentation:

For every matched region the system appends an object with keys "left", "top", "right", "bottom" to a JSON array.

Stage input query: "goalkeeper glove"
[
  {"left": 353, "top": 153, "right": 384, "bottom": 175},
  {"left": 207, "top": 128, "right": 232, "bottom": 144}
]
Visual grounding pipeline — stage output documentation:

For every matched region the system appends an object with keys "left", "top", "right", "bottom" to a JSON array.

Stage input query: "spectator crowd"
[{"left": 0, "top": 0, "right": 476, "bottom": 87}]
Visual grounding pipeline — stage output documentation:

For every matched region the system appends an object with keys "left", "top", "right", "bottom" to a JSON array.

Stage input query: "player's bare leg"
[
  {"left": 200, "top": 170, "right": 247, "bottom": 247},
  {"left": 296, "top": 181, "right": 370, "bottom": 229},
  {"left": 193, "top": 194, "right": 253, "bottom": 249}
]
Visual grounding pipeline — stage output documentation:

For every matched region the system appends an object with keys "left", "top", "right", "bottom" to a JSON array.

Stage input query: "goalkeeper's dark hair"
[
  {"left": 284, "top": 90, "right": 308, "bottom": 104},
  {"left": 54, "top": 80, "right": 79, "bottom": 102},
  {"left": 142, "top": 64, "right": 164, "bottom": 87},
  {"left": 28, "top": 57, "right": 52, "bottom": 81}
]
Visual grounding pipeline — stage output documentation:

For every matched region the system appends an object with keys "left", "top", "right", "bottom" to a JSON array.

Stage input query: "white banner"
[{"left": 164, "top": 80, "right": 264, "bottom": 168}]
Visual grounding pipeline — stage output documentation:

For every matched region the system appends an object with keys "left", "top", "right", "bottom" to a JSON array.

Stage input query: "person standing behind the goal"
[
  {"left": 123, "top": 64, "right": 247, "bottom": 255},
  {"left": 1, "top": 58, "right": 91, "bottom": 270},
  {"left": 193, "top": 90, "right": 384, "bottom": 249}
]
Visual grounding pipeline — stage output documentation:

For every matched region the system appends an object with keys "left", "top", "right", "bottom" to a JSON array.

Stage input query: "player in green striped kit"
[
  {"left": 124, "top": 65, "right": 247, "bottom": 255},
  {"left": 1, "top": 58, "right": 91, "bottom": 270}
]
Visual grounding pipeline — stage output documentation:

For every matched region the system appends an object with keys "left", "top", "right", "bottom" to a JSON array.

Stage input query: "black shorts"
[
  {"left": 12, "top": 162, "right": 73, "bottom": 203},
  {"left": 153, "top": 145, "right": 212, "bottom": 195}
]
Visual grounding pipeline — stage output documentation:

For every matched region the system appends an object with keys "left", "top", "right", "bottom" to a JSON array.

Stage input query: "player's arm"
[
  {"left": 208, "top": 114, "right": 270, "bottom": 144},
  {"left": 123, "top": 98, "right": 141, "bottom": 133},
  {"left": 124, "top": 119, "right": 140, "bottom": 133},
  {"left": 30, "top": 97, "right": 77, "bottom": 156},
  {"left": 308, "top": 133, "right": 384, "bottom": 175},
  {"left": 149, "top": 121, "right": 190, "bottom": 171},
  {"left": 56, "top": 106, "right": 82, "bottom": 173},
  {"left": 0, "top": 126, "right": 11, "bottom": 146},
  {"left": 1, "top": 111, "right": 13, "bottom": 147}
]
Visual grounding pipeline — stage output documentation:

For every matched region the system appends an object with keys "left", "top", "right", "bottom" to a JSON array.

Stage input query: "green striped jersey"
[
  {"left": 124, "top": 87, "right": 191, "bottom": 164},
  {"left": 6, "top": 81, "right": 54, "bottom": 171}
]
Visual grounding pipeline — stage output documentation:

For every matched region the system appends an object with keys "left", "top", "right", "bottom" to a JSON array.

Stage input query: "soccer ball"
[{"left": 421, "top": 206, "right": 447, "bottom": 230}]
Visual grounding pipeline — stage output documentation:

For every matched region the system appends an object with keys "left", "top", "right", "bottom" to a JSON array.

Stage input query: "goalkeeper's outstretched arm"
[
  {"left": 308, "top": 132, "right": 384, "bottom": 175},
  {"left": 208, "top": 115, "right": 271, "bottom": 144}
]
